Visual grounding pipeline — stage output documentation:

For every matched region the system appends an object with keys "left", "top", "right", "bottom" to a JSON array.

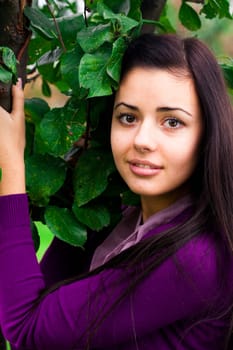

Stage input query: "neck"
[{"left": 141, "top": 189, "right": 191, "bottom": 222}]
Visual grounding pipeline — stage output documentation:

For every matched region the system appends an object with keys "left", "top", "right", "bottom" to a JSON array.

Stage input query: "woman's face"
[{"left": 111, "top": 67, "right": 203, "bottom": 218}]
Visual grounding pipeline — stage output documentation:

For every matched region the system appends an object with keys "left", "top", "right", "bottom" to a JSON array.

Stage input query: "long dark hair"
[
  {"left": 44, "top": 33, "right": 233, "bottom": 348},
  {"left": 97, "top": 33, "right": 233, "bottom": 347}
]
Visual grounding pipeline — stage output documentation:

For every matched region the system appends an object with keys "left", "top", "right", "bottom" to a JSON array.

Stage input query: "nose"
[{"left": 134, "top": 119, "right": 158, "bottom": 152}]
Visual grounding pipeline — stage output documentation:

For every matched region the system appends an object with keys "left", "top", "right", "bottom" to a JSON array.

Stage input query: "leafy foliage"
[
  {"left": 179, "top": 2, "right": 201, "bottom": 31},
  {"left": 1, "top": 0, "right": 233, "bottom": 250},
  {"left": 0, "top": 47, "right": 18, "bottom": 84},
  {"left": 23, "top": 0, "right": 143, "bottom": 247},
  {"left": 200, "top": 0, "right": 232, "bottom": 19}
]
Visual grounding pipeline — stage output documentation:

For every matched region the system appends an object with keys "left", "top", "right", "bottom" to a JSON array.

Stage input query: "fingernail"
[{"left": 17, "top": 78, "right": 22, "bottom": 89}]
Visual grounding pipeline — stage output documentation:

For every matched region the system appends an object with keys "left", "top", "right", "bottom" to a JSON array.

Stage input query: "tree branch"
[
  {"left": 140, "top": 0, "right": 166, "bottom": 33},
  {"left": 45, "top": 0, "right": 67, "bottom": 52}
]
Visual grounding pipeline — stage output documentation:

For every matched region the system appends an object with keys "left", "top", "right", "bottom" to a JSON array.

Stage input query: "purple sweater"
[{"left": 0, "top": 194, "right": 232, "bottom": 350}]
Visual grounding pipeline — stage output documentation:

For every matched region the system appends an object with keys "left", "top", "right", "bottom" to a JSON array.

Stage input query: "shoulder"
[
  {"left": 174, "top": 231, "right": 233, "bottom": 306},
  {"left": 177, "top": 231, "right": 218, "bottom": 271}
]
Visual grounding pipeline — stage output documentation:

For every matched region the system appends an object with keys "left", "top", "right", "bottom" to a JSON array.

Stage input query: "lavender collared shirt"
[{"left": 91, "top": 196, "right": 193, "bottom": 270}]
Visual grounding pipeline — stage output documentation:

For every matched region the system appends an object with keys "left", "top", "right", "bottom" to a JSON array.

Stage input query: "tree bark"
[
  {"left": 0, "top": 0, "right": 31, "bottom": 111},
  {"left": 141, "top": 0, "right": 167, "bottom": 33}
]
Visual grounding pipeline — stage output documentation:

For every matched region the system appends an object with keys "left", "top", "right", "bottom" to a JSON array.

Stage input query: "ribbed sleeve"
[{"left": 0, "top": 194, "right": 30, "bottom": 229}]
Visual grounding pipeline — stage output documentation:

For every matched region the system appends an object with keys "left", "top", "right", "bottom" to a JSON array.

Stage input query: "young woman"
[{"left": 0, "top": 33, "right": 232, "bottom": 350}]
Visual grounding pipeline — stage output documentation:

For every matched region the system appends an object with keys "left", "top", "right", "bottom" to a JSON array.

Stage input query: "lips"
[
  {"left": 129, "top": 160, "right": 162, "bottom": 169},
  {"left": 134, "top": 163, "right": 157, "bottom": 169},
  {"left": 128, "top": 160, "right": 163, "bottom": 176}
]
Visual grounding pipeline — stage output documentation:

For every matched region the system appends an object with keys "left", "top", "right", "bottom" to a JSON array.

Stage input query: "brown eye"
[
  {"left": 119, "top": 114, "right": 136, "bottom": 125},
  {"left": 164, "top": 118, "right": 183, "bottom": 129}
]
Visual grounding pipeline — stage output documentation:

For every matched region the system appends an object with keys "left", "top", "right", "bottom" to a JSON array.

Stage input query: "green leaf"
[
  {"left": 45, "top": 206, "right": 87, "bottom": 247},
  {"left": 111, "top": 0, "right": 130, "bottom": 15},
  {"left": 1, "top": 47, "right": 17, "bottom": 75},
  {"left": 79, "top": 46, "right": 113, "bottom": 97},
  {"left": 89, "top": 0, "right": 131, "bottom": 14},
  {"left": 113, "top": 13, "right": 139, "bottom": 33},
  {"left": 221, "top": 63, "right": 233, "bottom": 90},
  {"left": 26, "top": 154, "right": 67, "bottom": 206},
  {"left": 60, "top": 45, "right": 83, "bottom": 92},
  {"left": 73, "top": 202, "right": 110, "bottom": 231},
  {"left": 107, "top": 37, "right": 127, "bottom": 83},
  {"left": 25, "top": 123, "right": 35, "bottom": 158},
  {"left": 0, "top": 66, "right": 12, "bottom": 83},
  {"left": 24, "top": 98, "right": 51, "bottom": 155},
  {"left": 97, "top": 2, "right": 139, "bottom": 33},
  {"left": 158, "top": 4, "right": 176, "bottom": 33},
  {"left": 28, "top": 37, "right": 52, "bottom": 64},
  {"left": 39, "top": 103, "right": 86, "bottom": 157},
  {"left": 24, "top": 6, "right": 57, "bottom": 40},
  {"left": 57, "top": 14, "right": 85, "bottom": 48},
  {"left": 128, "top": 0, "right": 142, "bottom": 21},
  {"left": 77, "top": 23, "right": 113, "bottom": 53},
  {"left": 25, "top": 98, "right": 50, "bottom": 125},
  {"left": 74, "top": 149, "right": 116, "bottom": 206},
  {"left": 0, "top": 46, "right": 16, "bottom": 83},
  {"left": 179, "top": 2, "right": 201, "bottom": 31},
  {"left": 42, "top": 79, "right": 52, "bottom": 97},
  {"left": 38, "top": 62, "right": 61, "bottom": 85},
  {"left": 200, "top": 0, "right": 232, "bottom": 19}
]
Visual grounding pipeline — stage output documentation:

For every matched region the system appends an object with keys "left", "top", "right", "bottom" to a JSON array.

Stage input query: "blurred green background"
[{"left": 35, "top": 222, "right": 54, "bottom": 261}]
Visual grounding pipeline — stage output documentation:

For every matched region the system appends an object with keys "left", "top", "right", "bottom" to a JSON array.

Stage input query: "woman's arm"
[{"left": 0, "top": 81, "right": 26, "bottom": 196}]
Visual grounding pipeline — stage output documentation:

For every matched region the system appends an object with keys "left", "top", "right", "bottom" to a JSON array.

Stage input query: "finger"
[{"left": 11, "top": 79, "right": 25, "bottom": 117}]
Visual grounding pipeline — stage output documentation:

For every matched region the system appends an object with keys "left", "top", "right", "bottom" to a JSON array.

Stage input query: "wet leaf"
[{"left": 45, "top": 206, "right": 87, "bottom": 247}]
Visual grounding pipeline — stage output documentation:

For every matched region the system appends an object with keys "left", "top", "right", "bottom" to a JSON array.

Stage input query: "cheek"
[
  {"left": 111, "top": 128, "right": 129, "bottom": 155},
  {"left": 170, "top": 142, "right": 201, "bottom": 174},
  {"left": 110, "top": 132, "right": 123, "bottom": 166},
  {"left": 172, "top": 127, "right": 202, "bottom": 162},
  {"left": 110, "top": 130, "right": 118, "bottom": 156}
]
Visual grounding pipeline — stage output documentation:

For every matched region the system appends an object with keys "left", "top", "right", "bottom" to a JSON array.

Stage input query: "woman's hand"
[{"left": 0, "top": 80, "right": 26, "bottom": 195}]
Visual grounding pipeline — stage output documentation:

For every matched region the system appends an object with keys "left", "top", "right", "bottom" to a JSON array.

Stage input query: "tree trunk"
[
  {"left": 0, "top": 1, "right": 31, "bottom": 347},
  {"left": 141, "top": 0, "right": 167, "bottom": 33},
  {"left": 0, "top": 0, "right": 31, "bottom": 112}
]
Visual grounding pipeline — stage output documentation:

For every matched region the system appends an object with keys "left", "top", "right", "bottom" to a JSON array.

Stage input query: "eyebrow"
[
  {"left": 114, "top": 102, "right": 138, "bottom": 111},
  {"left": 114, "top": 102, "right": 193, "bottom": 117},
  {"left": 158, "top": 107, "right": 192, "bottom": 117}
]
